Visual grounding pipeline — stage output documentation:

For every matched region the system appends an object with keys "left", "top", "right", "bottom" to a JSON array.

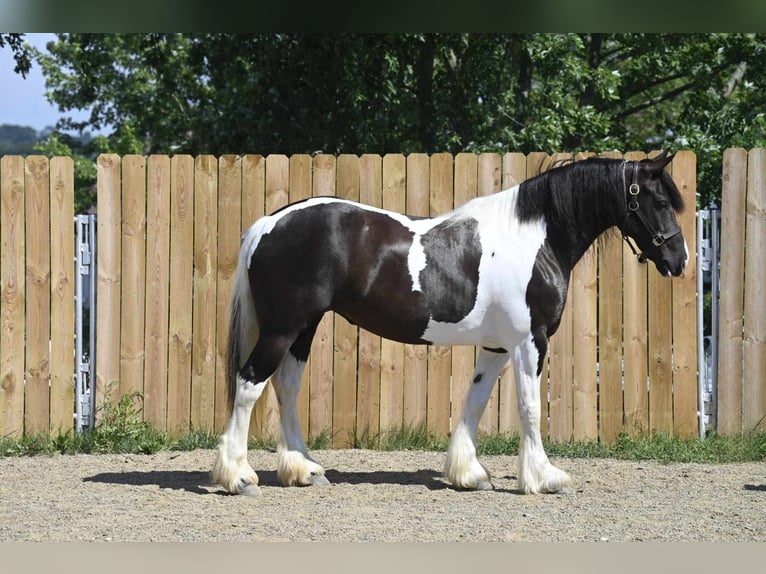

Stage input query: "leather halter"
[{"left": 620, "top": 161, "right": 682, "bottom": 264}]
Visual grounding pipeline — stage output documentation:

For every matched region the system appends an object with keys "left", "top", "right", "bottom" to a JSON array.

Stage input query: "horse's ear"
[{"left": 648, "top": 150, "right": 674, "bottom": 177}]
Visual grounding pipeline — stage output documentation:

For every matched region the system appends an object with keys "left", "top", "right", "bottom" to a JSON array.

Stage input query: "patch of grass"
[
  {"left": 170, "top": 429, "right": 219, "bottom": 451},
  {"left": 1, "top": 386, "right": 764, "bottom": 464}
]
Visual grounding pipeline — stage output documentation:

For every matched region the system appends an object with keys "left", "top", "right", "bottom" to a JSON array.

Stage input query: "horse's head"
[{"left": 621, "top": 152, "right": 687, "bottom": 277}]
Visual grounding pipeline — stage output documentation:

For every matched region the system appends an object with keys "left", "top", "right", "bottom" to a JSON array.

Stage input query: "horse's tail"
[{"left": 226, "top": 220, "right": 266, "bottom": 410}]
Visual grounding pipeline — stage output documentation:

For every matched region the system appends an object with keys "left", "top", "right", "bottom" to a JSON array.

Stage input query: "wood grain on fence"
[
  {"left": 1, "top": 156, "right": 25, "bottom": 437},
  {"left": 671, "top": 151, "right": 699, "bottom": 437},
  {"left": 144, "top": 155, "right": 171, "bottom": 429},
  {"left": 24, "top": 157, "right": 50, "bottom": 433},
  {"left": 190, "top": 155, "right": 218, "bottom": 431},
  {"left": 49, "top": 157, "right": 75, "bottom": 434},
  {"left": 167, "top": 155, "right": 194, "bottom": 434},
  {"left": 742, "top": 149, "right": 766, "bottom": 432},
  {"left": 120, "top": 156, "right": 147, "bottom": 400},
  {"left": 96, "top": 154, "right": 121, "bottom": 410},
  {"left": 0, "top": 152, "right": 711, "bottom": 442}
]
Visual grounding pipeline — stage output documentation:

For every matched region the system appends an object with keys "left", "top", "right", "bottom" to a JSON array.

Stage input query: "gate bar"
[{"left": 75, "top": 214, "right": 97, "bottom": 433}]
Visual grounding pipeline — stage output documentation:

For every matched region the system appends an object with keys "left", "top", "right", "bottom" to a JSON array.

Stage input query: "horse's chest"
[{"left": 421, "top": 220, "right": 547, "bottom": 346}]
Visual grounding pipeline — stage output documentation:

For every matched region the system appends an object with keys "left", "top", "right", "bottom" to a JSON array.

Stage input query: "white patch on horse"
[
  {"left": 420, "top": 186, "right": 548, "bottom": 347},
  {"left": 405, "top": 218, "right": 445, "bottom": 292}
]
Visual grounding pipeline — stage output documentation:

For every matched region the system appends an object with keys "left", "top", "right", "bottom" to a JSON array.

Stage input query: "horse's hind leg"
[
  {"left": 272, "top": 318, "right": 329, "bottom": 487},
  {"left": 444, "top": 348, "right": 510, "bottom": 491},
  {"left": 212, "top": 332, "right": 294, "bottom": 496}
]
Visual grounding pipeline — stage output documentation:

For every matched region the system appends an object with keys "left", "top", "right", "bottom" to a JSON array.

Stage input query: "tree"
[
  {"left": 35, "top": 33, "right": 766, "bottom": 206},
  {"left": 0, "top": 33, "right": 32, "bottom": 77}
]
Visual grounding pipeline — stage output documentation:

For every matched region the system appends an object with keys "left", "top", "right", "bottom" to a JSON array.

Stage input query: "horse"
[{"left": 211, "top": 151, "right": 687, "bottom": 497}]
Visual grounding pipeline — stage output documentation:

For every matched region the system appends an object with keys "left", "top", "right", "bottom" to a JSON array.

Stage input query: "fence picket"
[
  {"left": 191, "top": 156, "right": 218, "bottom": 431},
  {"left": 120, "top": 156, "right": 147, "bottom": 400},
  {"left": 143, "top": 155, "right": 171, "bottom": 429},
  {"left": 24, "top": 157, "right": 51, "bottom": 433},
  {"left": 167, "top": 155, "right": 195, "bottom": 434},
  {"left": 717, "top": 149, "right": 747, "bottom": 434},
  {"left": 671, "top": 151, "right": 699, "bottom": 437},
  {"left": 214, "top": 155, "right": 242, "bottom": 432},
  {"left": 95, "top": 154, "right": 122, "bottom": 414},
  {"left": 743, "top": 149, "right": 766, "bottom": 431},
  {"left": 49, "top": 156, "right": 75, "bottom": 434},
  {"left": 0, "top": 156, "right": 25, "bottom": 437}
]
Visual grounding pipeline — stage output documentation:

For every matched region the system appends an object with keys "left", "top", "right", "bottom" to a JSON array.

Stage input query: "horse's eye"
[{"left": 655, "top": 200, "right": 669, "bottom": 209}]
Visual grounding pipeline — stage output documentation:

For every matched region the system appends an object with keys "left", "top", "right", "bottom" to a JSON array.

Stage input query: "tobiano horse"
[{"left": 212, "top": 151, "right": 687, "bottom": 497}]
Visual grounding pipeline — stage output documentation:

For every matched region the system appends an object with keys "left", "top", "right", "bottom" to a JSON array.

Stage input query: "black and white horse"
[{"left": 212, "top": 152, "right": 687, "bottom": 496}]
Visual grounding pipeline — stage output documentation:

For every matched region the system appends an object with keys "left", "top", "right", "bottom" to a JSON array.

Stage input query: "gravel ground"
[{"left": 0, "top": 448, "right": 764, "bottom": 542}]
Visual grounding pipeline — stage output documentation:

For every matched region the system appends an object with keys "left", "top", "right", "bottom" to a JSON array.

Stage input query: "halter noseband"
[{"left": 620, "top": 161, "right": 682, "bottom": 264}]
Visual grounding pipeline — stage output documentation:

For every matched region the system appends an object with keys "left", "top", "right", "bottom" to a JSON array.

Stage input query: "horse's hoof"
[
  {"left": 553, "top": 486, "right": 574, "bottom": 495},
  {"left": 308, "top": 473, "right": 330, "bottom": 487},
  {"left": 240, "top": 484, "right": 262, "bottom": 497},
  {"left": 475, "top": 480, "right": 494, "bottom": 491}
]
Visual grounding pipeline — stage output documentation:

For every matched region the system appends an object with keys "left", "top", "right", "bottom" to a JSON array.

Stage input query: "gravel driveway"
[{"left": 1, "top": 449, "right": 763, "bottom": 542}]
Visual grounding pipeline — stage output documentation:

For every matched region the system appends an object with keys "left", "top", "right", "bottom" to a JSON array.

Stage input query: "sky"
[{"left": 0, "top": 33, "right": 94, "bottom": 133}]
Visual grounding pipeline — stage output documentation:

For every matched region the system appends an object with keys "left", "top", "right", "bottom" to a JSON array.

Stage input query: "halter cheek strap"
[{"left": 620, "top": 161, "right": 682, "bottom": 264}]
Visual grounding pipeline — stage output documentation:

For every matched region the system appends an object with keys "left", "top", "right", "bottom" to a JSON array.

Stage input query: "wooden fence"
[
  {"left": 1, "top": 152, "right": 700, "bottom": 444},
  {"left": 717, "top": 148, "right": 766, "bottom": 434}
]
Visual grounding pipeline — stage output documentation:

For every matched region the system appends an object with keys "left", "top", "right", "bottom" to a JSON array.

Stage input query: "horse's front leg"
[
  {"left": 443, "top": 348, "right": 510, "bottom": 491},
  {"left": 513, "top": 335, "right": 571, "bottom": 494}
]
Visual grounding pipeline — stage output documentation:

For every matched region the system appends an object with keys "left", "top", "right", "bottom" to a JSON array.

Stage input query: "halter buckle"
[{"left": 652, "top": 234, "right": 666, "bottom": 247}]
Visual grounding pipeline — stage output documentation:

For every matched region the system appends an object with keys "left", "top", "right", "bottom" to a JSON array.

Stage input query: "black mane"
[
  {"left": 516, "top": 156, "right": 684, "bottom": 244},
  {"left": 516, "top": 157, "right": 626, "bottom": 244}
]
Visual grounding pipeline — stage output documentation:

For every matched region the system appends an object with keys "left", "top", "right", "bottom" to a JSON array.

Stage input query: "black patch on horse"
[{"left": 419, "top": 217, "right": 482, "bottom": 324}]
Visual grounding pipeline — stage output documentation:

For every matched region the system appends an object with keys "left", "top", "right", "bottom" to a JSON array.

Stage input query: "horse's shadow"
[
  {"left": 83, "top": 470, "right": 215, "bottom": 495},
  {"left": 82, "top": 468, "right": 517, "bottom": 494}
]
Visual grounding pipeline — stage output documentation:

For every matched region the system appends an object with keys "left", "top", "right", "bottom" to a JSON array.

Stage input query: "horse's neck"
[{"left": 544, "top": 183, "right": 622, "bottom": 272}]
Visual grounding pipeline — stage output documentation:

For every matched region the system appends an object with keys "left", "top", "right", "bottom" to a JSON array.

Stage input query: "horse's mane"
[
  {"left": 515, "top": 156, "right": 684, "bottom": 243},
  {"left": 516, "top": 157, "right": 624, "bottom": 241}
]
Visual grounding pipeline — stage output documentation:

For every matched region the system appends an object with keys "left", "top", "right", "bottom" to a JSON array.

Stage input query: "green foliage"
[
  {"left": 1, "top": 419, "right": 764, "bottom": 463},
  {"left": 0, "top": 33, "right": 32, "bottom": 77},
  {"left": 27, "top": 33, "right": 766, "bottom": 207},
  {"left": 92, "top": 384, "right": 165, "bottom": 454}
]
